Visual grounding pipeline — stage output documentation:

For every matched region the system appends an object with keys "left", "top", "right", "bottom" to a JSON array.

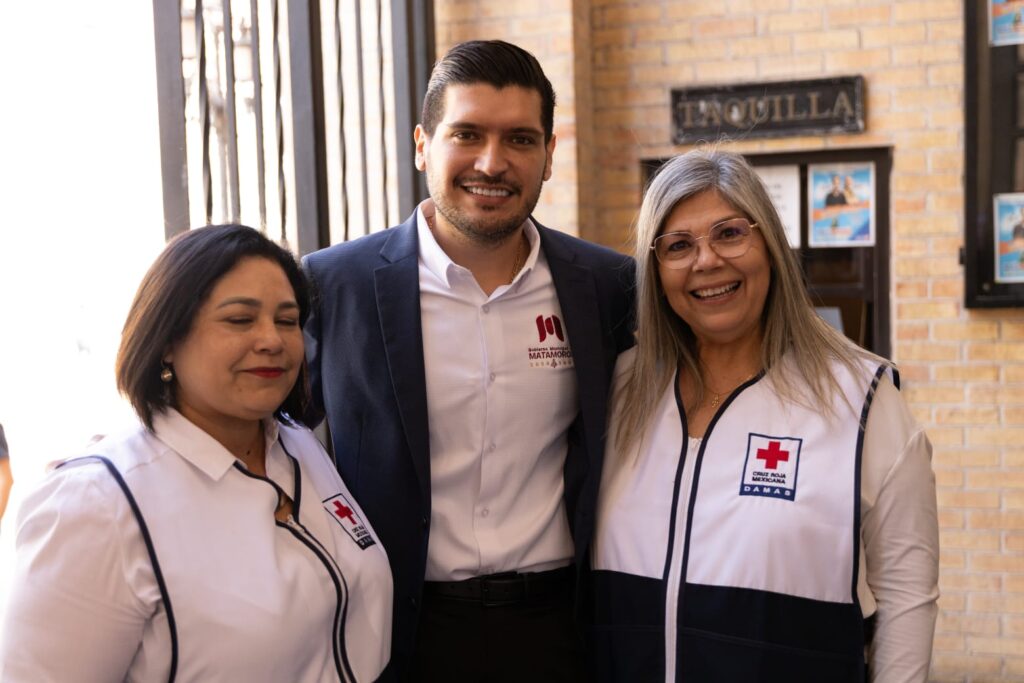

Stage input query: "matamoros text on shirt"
[{"left": 528, "top": 314, "right": 574, "bottom": 369}]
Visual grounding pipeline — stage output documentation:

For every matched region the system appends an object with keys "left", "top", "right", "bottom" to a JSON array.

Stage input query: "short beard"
[
  {"left": 438, "top": 206, "right": 524, "bottom": 246},
  {"left": 429, "top": 175, "right": 544, "bottom": 247}
]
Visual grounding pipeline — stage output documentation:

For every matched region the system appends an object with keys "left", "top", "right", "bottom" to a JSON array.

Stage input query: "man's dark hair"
[
  {"left": 116, "top": 224, "right": 314, "bottom": 429},
  {"left": 421, "top": 40, "right": 556, "bottom": 141}
]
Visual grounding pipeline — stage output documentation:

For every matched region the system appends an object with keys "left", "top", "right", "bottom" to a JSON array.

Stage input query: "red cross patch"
[
  {"left": 323, "top": 493, "right": 377, "bottom": 549},
  {"left": 739, "top": 433, "right": 802, "bottom": 501}
]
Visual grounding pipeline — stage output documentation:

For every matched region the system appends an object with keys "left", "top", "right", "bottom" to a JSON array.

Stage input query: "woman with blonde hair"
[{"left": 590, "top": 149, "right": 938, "bottom": 682}]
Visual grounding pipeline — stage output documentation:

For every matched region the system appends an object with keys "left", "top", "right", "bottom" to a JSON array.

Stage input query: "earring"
[{"left": 160, "top": 363, "right": 174, "bottom": 383}]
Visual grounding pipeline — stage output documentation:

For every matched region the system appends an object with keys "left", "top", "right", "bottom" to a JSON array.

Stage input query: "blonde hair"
[{"left": 614, "top": 148, "right": 885, "bottom": 456}]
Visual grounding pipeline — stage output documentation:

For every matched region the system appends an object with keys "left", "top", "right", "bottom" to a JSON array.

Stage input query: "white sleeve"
[
  {"left": 861, "top": 378, "right": 940, "bottom": 683},
  {"left": 0, "top": 462, "right": 155, "bottom": 682}
]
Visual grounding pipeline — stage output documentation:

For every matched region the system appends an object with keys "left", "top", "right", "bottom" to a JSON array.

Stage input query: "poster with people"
[
  {"left": 993, "top": 193, "right": 1024, "bottom": 283},
  {"left": 807, "top": 163, "right": 875, "bottom": 248},
  {"left": 990, "top": 0, "right": 1024, "bottom": 47}
]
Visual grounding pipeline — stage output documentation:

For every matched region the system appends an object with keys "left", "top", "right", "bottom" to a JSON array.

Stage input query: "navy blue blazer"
[{"left": 302, "top": 212, "right": 635, "bottom": 675}]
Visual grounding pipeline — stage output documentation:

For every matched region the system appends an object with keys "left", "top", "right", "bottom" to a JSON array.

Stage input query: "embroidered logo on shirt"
[
  {"left": 323, "top": 493, "right": 377, "bottom": 549},
  {"left": 536, "top": 315, "right": 565, "bottom": 342},
  {"left": 528, "top": 313, "right": 574, "bottom": 368},
  {"left": 739, "top": 433, "right": 802, "bottom": 501}
]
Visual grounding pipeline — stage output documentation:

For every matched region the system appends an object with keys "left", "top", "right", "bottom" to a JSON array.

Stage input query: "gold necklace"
[
  {"left": 706, "top": 373, "right": 756, "bottom": 409},
  {"left": 508, "top": 235, "right": 526, "bottom": 283}
]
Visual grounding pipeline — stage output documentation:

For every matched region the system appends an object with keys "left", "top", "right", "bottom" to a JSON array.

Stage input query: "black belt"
[{"left": 422, "top": 566, "right": 574, "bottom": 607}]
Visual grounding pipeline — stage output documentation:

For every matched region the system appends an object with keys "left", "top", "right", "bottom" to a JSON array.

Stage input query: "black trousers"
[{"left": 410, "top": 583, "right": 584, "bottom": 682}]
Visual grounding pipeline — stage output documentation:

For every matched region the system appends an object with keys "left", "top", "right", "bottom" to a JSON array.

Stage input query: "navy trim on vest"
[
  {"left": 661, "top": 367, "right": 690, "bottom": 588},
  {"left": 679, "top": 371, "right": 763, "bottom": 581},
  {"left": 680, "top": 583, "right": 865, "bottom": 659},
  {"left": 233, "top": 441, "right": 357, "bottom": 683},
  {"left": 591, "top": 569, "right": 664, "bottom": 627},
  {"left": 278, "top": 437, "right": 304, "bottom": 521},
  {"left": 58, "top": 456, "right": 179, "bottom": 683},
  {"left": 851, "top": 366, "right": 887, "bottom": 606},
  {"left": 232, "top": 460, "right": 292, "bottom": 510},
  {"left": 233, "top": 458, "right": 355, "bottom": 682},
  {"left": 276, "top": 522, "right": 354, "bottom": 681},
  {"left": 279, "top": 436, "right": 356, "bottom": 681},
  {"left": 281, "top": 450, "right": 357, "bottom": 683},
  {"left": 590, "top": 571, "right": 665, "bottom": 683},
  {"left": 675, "top": 373, "right": 762, "bottom": 681}
]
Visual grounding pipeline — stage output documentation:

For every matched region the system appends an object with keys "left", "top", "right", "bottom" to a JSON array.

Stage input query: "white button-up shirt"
[{"left": 417, "top": 208, "right": 577, "bottom": 581}]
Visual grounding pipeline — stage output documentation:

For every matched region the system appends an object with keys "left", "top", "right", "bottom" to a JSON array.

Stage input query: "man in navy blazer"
[{"left": 304, "top": 40, "right": 634, "bottom": 681}]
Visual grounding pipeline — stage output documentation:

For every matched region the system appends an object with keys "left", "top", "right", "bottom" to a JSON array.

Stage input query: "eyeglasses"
[{"left": 650, "top": 218, "right": 759, "bottom": 270}]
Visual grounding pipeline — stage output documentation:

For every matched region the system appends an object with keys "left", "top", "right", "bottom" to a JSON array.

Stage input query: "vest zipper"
[
  {"left": 280, "top": 514, "right": 358, "bottom": 683},
  {"left": 233, "top": 463, "right": 357, "bottom": 683},
  {"left": 663, "top": 368, "right": 691, "bottom": 683},
  {"left": 668, "top": 372, "right": 763, "bottom": 681}
]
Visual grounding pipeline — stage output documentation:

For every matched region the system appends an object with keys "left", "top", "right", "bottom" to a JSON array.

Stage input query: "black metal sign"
[{"left": 671, "top": 76, "right": 865, "bottom": 143}]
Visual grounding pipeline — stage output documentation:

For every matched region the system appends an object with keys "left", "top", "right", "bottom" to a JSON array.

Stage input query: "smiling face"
[
  {"left": 414, "top": 83, "right": 555, "bottom": 246},
  {"left": 164, "top": 256, "right": 304, "bottom": 433},
  {"left": 657, "top": 190, "right": 772, "bottom": 347}
]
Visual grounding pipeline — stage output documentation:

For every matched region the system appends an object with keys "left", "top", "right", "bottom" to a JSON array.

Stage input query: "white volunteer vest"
[
  {"left": 69, "top": 421, "right": 392, "bottom": 683},
  {"left": 592, "top": 353, "right": 889, "bottom": 682}
]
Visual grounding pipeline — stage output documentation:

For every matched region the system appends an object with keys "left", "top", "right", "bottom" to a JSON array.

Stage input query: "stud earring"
[{"left": 160, "top": 364, "right": 174, "bottom": 383}]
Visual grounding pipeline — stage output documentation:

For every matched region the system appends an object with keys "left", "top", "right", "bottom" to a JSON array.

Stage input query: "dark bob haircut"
[
  {"left": 421, "top": 40, "right": 556, "bottom": 141},
  {"left": 116, "top": 224, "right": 314, "bottom": 430}
]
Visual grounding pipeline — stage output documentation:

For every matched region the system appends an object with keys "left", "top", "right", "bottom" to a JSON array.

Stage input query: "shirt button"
[
  {"left": 482, "top": 304, "right": 490, "bottom": 314},
  {"left": 481, "top": 508, "right": 490, "bottom": 517},
  {"left": 489, "top": 372, "right": 496, "bottom": 382},
  {"left": 488, "top": 443, "right": 497, "bottom": 452},
  {"left": 421, "top": 516, "right": 429, "bottom": 529}
]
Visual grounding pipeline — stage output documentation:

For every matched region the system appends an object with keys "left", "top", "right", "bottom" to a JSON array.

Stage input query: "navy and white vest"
[
  {"left": 591, "top": 351, "right": 891, "bottom": 682},
  {"left": 62, "top": 420, "right": 392, "bottom": 682}
]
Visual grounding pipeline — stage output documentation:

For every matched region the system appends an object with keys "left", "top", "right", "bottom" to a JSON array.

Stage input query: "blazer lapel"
[
  {"left": 538, "top": 226, "right": 607, "bottom": 453},
  {"left": 374, "top": 218, "right": 431, "bottom": 508}
]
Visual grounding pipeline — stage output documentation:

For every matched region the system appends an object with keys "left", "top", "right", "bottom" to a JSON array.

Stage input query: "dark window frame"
[{"left": 964, "top": 0, "right": 1024, "bottom": 307}]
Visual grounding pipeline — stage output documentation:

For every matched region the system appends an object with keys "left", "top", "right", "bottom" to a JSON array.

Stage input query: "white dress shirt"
[
  {"left": 417, "top": 207, "right": 577, "bottom": 581},
  {"left": 0, "top": 410, "right": 393, "bottom": 682}
]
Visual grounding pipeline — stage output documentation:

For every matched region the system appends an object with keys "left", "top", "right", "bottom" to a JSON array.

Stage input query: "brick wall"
[{"left": 436, "top": 1, "right": 1024, "bottom": 679}]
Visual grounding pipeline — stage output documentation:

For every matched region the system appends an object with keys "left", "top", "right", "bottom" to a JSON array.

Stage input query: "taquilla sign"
[{"left": 671, "top": 76, "right": 865, "bottom": 142}]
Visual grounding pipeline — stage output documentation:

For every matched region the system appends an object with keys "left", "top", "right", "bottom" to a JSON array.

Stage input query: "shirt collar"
[
  {"left": 516, "top": 219, "right": 541, "bottom": 285},
  {"left": 416, "top": 203, "right": 455, "bottom": 287},
  {"left": 416, "top": 200, "right": 541, "bottom": 290},
  {"left": 152, "top": 408, "right": 280, "bottom": 481}
]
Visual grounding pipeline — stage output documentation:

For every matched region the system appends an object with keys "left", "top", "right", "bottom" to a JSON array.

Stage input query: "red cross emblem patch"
[
  {"left": 739, "top": 433, "right": 802, "bottom": 501},
  {"left": 323, "top": 493, "right": 377, "bottom": 549}
]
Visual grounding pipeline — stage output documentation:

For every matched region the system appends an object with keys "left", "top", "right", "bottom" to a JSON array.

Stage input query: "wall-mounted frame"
[{"left": 965, "top": 0, "right": 1024, "bottom": 306}]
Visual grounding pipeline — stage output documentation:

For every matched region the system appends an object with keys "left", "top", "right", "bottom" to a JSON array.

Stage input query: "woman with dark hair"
[
  {"left": 590, "top": 150, "right": 938, "bottom": 682},
  {"left": 1, "top": 225, "right": 393, "bottom": 682}
]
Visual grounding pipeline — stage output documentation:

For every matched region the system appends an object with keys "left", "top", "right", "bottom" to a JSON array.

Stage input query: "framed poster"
[
  {"left": 990, "top": 0, "right": 1024, "bottom": 47},
  {"left": 754, "top": 164, "right": 801, "bottom": 248},
  {"left": 807, "top": 162, "right": 875, "bottom": 248},
  {"left": 994, "top": 193, "right": 1024, "bottom": 282}
]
